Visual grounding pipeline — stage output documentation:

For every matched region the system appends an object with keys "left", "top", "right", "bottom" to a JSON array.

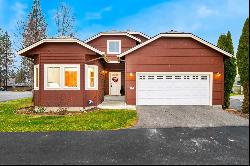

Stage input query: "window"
[
  {"left": 44, "top": 64, "right": 80, "bottom": 90},
  {"left": 107, "top": 40, "right": 121, "bottom": 54},
  {"left": 47, "top": 67, "right": 60, "bottom": 88},
  {"left": 64, "top": 67, "right": 78, "bottom": 87},
  {"left": 85, "top": 65, "right": 98, "bottom": 90},
  {"left": 175, "top": 76, "right": 181, "bottom": 79},
  {"left": 34, "top": 65, "right": 39, "bottom": 90}
]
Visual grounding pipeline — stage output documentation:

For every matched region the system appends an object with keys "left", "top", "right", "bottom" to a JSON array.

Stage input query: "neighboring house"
[{"left": 17, "top": 30, "right": 232, "bottom": 111}]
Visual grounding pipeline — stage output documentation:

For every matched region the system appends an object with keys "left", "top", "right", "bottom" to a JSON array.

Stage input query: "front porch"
[{"left": 98, "top": 95, "right": 136, "bottom": 110}]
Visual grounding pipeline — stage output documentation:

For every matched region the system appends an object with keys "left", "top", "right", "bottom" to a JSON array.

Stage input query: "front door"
[{"left": 109, "top": 72, "right": 121, "bottom": 95}]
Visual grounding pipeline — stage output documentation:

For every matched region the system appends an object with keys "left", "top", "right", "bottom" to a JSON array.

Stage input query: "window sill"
[{"left": 107, "top": 51, "right": 121, "bottom": 55}]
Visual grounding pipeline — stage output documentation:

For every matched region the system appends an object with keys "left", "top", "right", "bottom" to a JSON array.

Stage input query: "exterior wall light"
[
  {"left": 215, "top": 72, "right": 221, "bottom": 78},
  {"left": 129, "top": 72, "right": 134, "bottom": 77}
]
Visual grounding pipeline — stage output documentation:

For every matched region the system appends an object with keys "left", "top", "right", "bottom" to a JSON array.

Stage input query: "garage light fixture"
[
  {"left": 215, "top": 72, "right": 221, "bottom": 78},
  {"left": 129, "top": 72, "right": 134, "bottom": 77}
]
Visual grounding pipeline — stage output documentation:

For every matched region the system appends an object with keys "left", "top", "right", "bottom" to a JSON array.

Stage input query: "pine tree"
[
  {"left": 236, "top": 18, "right": 249, "bottom": 113},
  {"left": 0, "top": 31, "right": 14, "bottom": 89},
  {"left": 19, "top": 0, "right": 47, "bottom": 86},
  {"left": 217, "top": 32, "right": 237, "bottom": 108},
  {"left": 0, "top": 29, "right": 4, "bottom": 86}
]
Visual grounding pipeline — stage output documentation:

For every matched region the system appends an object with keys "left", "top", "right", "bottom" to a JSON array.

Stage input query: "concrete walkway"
[
  {"left": 230, "top": 95, "right": 244, "bottom": 111},
  {"left": 97, "top": 95, "right": 136, "bottom": 110}
]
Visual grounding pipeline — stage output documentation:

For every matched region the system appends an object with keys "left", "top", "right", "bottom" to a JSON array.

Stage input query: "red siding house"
[{"left": 17, "top": 30, "right": 232, "bottom": 111}]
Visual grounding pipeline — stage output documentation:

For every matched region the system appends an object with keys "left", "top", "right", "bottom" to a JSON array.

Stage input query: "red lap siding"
[{"left": 125, "top": 37, "right": 225, "bottom": 105}]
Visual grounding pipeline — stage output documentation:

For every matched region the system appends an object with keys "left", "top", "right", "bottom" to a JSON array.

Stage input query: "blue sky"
[{"left": 0, "top": 0, "right": 249, "bottom": 65}]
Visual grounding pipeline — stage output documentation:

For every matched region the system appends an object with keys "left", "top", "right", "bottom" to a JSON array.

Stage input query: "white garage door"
[{"left": 136, "top": 73, "right": 211, "bottom": 105}]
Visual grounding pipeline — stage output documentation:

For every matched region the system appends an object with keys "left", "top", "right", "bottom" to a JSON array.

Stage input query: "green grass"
[
  {"left": 230, "top": 93, "right": 241, "bottom": 96},
  {"left": 0, "top": 98, "right": 137, "bottom": 132}
]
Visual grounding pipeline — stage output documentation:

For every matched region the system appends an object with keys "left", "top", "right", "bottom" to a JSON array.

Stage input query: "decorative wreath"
[{"left": 112, "top": 77, "right": 119, "bottom": 83}]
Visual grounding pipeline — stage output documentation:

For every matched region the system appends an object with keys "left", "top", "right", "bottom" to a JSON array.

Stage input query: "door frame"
[
  {"left": 135, "top": 72, "right": 213, "bottom": 106},
  {"left": 109, "top": 72, "right": 121, "bottom": 95}
]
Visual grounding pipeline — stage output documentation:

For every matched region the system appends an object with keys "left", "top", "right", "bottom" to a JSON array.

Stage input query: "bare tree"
[{"left": 54, "top": 1, "right": 75, "bottom": 37}]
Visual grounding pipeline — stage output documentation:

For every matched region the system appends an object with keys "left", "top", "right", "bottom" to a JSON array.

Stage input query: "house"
[{"left": 17, "top": 30, "right": 232, "bottom": 111}]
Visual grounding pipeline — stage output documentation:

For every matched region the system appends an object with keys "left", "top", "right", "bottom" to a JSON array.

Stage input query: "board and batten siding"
[
  {"left": 29, "top": 42, "right": 105, "bottom": 108},
  {"left": 125, "top": 37, "right": 225, "bottom": 105}
]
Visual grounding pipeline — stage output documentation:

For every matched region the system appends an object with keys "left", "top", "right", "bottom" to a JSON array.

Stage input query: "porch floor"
[{"left": 97, "top": 95, "right": 136, "bottom": 110}]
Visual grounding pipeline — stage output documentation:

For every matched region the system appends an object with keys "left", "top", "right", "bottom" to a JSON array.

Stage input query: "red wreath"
[{"left": 112, "top": 77, "right": 118, "bottom": 82}]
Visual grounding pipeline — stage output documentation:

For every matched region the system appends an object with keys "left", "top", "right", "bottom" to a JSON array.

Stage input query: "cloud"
[
  {"left": 84, "top": 6, "right": 112, "bottom": 20},
  {"left": 197, "top": 6, "right": 217, "bottom": 18}
]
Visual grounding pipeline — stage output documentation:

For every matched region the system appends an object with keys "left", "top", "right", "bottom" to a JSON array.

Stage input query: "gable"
[
  {"left": 118, "top": 33, "right": 233, "bottom": 58},
  {"left": 17, "top": 38, "right": 105, "bottom": 57},
  {"left": 84, "top": 32, "right": 141, "bottom": 43}
]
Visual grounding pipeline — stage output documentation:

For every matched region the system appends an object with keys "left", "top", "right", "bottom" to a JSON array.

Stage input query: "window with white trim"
[
  {"left": 44, "top": 64, "right": 80, "bottom": 90},
  {"left": 107, "top": 40, "right": 121, "bottom": 54},
  {"left": 85, "top": 64, "right": 98, "bottom": 90},
  {"left": 34, "top": 64, "right": 39, "bottom": 90}
]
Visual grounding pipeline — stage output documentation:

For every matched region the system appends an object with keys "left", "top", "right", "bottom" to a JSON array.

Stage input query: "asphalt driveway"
[
  {"left": 135, "top": 106, "right": 249, "bottom": 128},
  {"left": 0, "top": 127, "right": 248, "bottom": 165},
  {"left": 0, "top": 91, "right": 32, "bottom": 102}
]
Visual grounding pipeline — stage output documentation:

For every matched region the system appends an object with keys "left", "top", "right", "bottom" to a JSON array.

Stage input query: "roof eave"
[{"left": 117, "top": 33, "right": 233, "bottom": 58}]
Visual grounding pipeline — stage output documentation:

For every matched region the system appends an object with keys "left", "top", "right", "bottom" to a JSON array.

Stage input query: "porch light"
[
  {"left": 129, "top": 72, "right": 134, "bottom": 77},
  {"left": 215, "top": 72, "right": 221, "bottom": 78}
]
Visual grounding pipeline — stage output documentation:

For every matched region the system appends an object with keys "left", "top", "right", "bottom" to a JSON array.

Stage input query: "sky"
[{"left": 0, "top": 0, "right": 249, "bottom": 66}]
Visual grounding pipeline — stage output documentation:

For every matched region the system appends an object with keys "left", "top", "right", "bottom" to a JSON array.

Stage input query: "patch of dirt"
[
  {"left": 225, "top": 109, "right": 249, "bottom": 119},
  {"left": 16, "top": 106, "right": 101, "bottom": 116}
]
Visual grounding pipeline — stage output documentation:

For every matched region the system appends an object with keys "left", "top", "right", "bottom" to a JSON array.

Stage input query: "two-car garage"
[{"left": 136, "top": 73, "right": 212, "bottom": 106}]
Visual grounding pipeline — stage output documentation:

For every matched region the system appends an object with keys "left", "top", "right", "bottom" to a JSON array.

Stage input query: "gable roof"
[
  {"left": 17, "top": 38, "right": 107, "bottom": 60},
  {"left": 117, "top": 33, "right": 233, "bottom": 58},
  {"left": 126, "top": 31, "right": 151, "bottom": 39},
  {"left": 84, "top": 31, "right": 142, "bottom": 43}
]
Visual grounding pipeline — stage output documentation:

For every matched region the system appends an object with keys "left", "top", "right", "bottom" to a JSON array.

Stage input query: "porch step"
[
  {"left": 104, "top": 95, "right": 125, "bottom": 101},
  {"left": 98, "top": 95, "right": 135, "bottom": 110}
]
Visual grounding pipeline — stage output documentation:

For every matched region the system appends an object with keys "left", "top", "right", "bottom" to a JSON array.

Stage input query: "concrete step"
[{"left": 104, "top": 95, "right": 125, "bottom": 101}]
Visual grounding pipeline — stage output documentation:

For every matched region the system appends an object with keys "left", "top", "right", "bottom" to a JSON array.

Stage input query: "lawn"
[{"left": 0, "top": 98, "right": 137, "bottom": 132}]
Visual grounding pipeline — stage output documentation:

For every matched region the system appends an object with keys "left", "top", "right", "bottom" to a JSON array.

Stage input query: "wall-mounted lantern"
[
  {"left": 215, "top": 72, "right": 222, "bottom": 78},
  {"left": 129, "top": 72, "right": 134, "bottom": 77}
]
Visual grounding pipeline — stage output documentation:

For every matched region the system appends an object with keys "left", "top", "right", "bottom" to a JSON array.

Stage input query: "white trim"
[
  {"left": 84, "top": 32, "right": 141, "bottom": 43},
  {"left": 127, "top": 31, "right": 151, "bottom": 39},
  {"left": 118, "top": 33, "right": 233, "bottom": 58},
  {"left": 34, "top": 64, "right": 39, "bottom": 90},
  {"left": 17, "top": 38, "right": 105, "bottom": 56},
  {"left": 85, "top": 64, "right": 98, "bottom": 90},
  {"left": 135, "top": 72, "right": 213, "bottom": 106},
  {"left": 107, "top": 40, "right": 121, "bottom": 54},
  {"left": 108, "top": 61, "right": 120, "bottom": 63},
  {"left": 44, "top": 64, "right": 80, "bottom": 90}
]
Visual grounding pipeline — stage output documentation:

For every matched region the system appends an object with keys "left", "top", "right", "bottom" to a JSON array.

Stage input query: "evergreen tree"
[
  {"left": 19, "top": 0, "right": 47, "bottom": 86},
  {"left": 0, "top": 31, "right": 14, "bottom": 89},
  {"left": 236, "top": 18, "right": 249, "bottom": 113},
  {"left": 217, "top": 32, "right": 237, "bottom": 108}
]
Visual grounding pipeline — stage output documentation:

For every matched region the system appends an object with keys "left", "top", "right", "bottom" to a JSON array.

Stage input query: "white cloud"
[
  {"left": 84, "top": 6, "right": 112, "bottom": 20},
  {"left": 197, "top": 6, "right": 217, "bottom": 18}
]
